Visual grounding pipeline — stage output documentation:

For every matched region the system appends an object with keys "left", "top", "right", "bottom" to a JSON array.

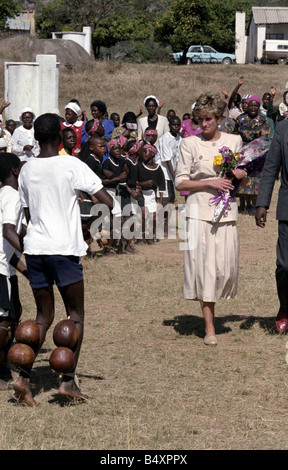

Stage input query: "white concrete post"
[
  {"left": 83, "top": 27, "right": 92, "bottom": 56},
  {"left": 36, "top": 55, "right": 59, "bottom": 114},
  {"left": 4, "top": 55, "right": 59, "bottom": 122},
  {"left": 235, "top": 11, "right": 247, "bottom": 64}
]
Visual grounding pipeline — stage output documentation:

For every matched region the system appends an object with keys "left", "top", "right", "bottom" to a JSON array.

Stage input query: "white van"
[{"left": 262, "top": 39, "right": 288, "bottom": 65}]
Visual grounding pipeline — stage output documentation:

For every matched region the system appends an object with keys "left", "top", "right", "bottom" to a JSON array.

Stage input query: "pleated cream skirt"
[{"left": 183, "top": 218, "right": 239, "bottom": 302}]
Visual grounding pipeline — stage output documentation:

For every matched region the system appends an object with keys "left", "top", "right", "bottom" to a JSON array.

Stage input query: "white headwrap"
[
  {"left": 65, "top": 102, "right": 82, "bottom": 117},
  {"left": 19, "top": 107, "right": 36, "bottom": 121},
  {"left": 143, "top": 95, "right": 159, "bottom": 107}
]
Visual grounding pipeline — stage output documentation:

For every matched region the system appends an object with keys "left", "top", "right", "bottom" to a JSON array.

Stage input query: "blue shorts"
[{"left": 25, "top": 255, "right": 83, "bottom": 289}]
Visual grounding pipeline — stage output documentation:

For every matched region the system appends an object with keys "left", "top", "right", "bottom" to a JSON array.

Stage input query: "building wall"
[{"left": 235, "top": 10, "right": 288, "bottom": 63}]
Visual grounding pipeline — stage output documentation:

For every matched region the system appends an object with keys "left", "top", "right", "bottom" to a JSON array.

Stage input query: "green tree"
[
  {"left": 0, "top": 0, "right": 21, "bottom": 30},
  {"left": 92, "top": 7, "right": 155, "bottom": 57},
  {"left": 155, "top": 0, "right": 251, "bottom": 62},
  {"left": 35, "top": 0, "right": 157, "bottom": 58}
]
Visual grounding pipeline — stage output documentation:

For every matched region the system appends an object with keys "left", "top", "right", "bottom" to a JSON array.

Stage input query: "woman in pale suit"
[
  {"left": 137, "top": 95, "right": 169, "bottom": 143},
  {"left": 175, "top": 93, "right": 246, "bottom": 346}
]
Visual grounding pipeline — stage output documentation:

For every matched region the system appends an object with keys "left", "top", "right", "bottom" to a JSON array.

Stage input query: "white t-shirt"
[
  {"left": 0, "top": 186, "right": 24, "bottom": 277},
  {"left": 156, "top": 132, "right": 181, "bottom": 181},
  {"left": 19, "top": 155, "right": 103, "bottom": 257}
]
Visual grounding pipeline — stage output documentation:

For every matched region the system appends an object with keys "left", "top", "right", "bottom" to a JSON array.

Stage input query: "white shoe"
[{"left": 204, "top": 335, "right": 217, "bottom": 346}]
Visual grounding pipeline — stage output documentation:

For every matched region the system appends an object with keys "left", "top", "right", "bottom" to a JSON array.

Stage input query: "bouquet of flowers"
[{"left": 209, "top": 136, "right": 270, "bottom": 223}]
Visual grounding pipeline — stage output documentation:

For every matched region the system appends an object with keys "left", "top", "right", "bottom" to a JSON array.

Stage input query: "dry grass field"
[{"left": 0, "top": 59, "right": 288, "bottom": 450}]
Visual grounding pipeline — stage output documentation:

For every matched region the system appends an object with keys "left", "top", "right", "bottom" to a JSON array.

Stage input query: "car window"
[
  {"left": 190, "top": 47, "right": 202, "bottom": 53},
  {"left": 203, "top": 47, "right": 212, "bottom": 53}
]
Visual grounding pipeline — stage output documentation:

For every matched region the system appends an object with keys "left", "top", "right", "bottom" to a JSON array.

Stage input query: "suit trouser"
[{"left": 276, "top": 221, "right": 288, "bottom": 313}]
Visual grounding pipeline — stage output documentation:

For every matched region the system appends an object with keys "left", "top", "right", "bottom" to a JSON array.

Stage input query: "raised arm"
[{"left": 228, "top": 76, "right": 244, "bottom": 110}]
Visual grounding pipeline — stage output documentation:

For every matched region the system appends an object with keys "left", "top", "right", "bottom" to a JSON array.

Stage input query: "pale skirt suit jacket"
[
  {"left": 137, "top": 114, "right": 170, "bottom": 144},
  {"left": 175, "top": 132, "right": 243, "bottom": 302}
]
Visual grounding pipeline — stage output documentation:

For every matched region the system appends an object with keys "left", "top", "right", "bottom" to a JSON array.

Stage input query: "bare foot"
[
  {"left": 13, "top": 378, "right": 38, "bottom": 406},
  {"left": 0, "top": 378, "right": 13, "bottom": 391},
  {"left": 125, "top": 245, "right": 137, "bottom": 254},
  {"left": 59, "top": 376, "right": 89, "bottom": 401}
]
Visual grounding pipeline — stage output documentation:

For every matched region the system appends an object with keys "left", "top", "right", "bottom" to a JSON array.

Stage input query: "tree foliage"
[
  {"left": 35, "top": 0, "right": 157, "bottom": 58},
  {"left": 34, "top": 0, "right": 254, "bottom": 61},
  {"left": 0, "top": 0, "right": 21, "bottom": 30},
  {"left": 155, "top": 0, "right": 252, "bottom": 55}
]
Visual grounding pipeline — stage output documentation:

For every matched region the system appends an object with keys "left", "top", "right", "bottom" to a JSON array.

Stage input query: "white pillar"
[
  {"left": 83, "top": 27, "right": 92, "bottom": 55},
  {"left": 235, "top": 11, "right": 247, "bottom": 64},
  {"left": 257, "top": 25, "right": 266, "bottom": 61},
  {"left": 4, "top": 55, "right": 59, "bottom": 122},
  {"left": 36, "top": 55, "right": 59, "bottom": 114}
]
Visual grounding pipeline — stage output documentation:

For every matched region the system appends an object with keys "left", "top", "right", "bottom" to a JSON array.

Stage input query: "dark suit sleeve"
[{"left": 256, "top": 121, "right": 284, "bottom": 210}]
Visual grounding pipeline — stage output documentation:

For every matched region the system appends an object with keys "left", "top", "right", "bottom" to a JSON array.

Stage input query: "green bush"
[{"left": 99, "top": 40, "right": 172, "bottom": 63}]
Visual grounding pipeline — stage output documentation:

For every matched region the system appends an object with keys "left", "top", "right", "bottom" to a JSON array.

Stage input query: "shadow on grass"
[
  {"left": 7, "top": 355, "right": 105, "bottom": 405},
  {"left": 163, "top": 314, "right": 278, "bottom": 338}
]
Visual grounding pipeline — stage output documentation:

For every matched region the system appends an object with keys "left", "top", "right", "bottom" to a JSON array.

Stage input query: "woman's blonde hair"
[{"left": 193, "top": 93, "right": 226, "bottom": 119}]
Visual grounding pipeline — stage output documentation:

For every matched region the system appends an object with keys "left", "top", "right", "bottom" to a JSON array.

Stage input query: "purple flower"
[
  {"left": 218, "top": 146, "right": 229, "bottom": 155},
  {"left": 224, "top": 154, "right": 233, "bottom": 163}
]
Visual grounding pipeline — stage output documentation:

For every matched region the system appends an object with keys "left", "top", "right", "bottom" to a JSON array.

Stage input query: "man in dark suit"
[{"left": 255, "top": 119, "right": 288, "bottom": 333}]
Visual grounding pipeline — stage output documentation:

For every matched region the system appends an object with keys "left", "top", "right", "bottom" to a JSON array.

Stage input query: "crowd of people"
[{"left": 0, "top": 75, "right": 287, "bottom": 404}]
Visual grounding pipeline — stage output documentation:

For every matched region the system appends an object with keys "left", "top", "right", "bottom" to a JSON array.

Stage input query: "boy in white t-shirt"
[
  {"left": 0, "top": 152, "right": 28, "bottom": 391},
  {"left": 16, "top": 113, "right": 113, "bottom": 406}
]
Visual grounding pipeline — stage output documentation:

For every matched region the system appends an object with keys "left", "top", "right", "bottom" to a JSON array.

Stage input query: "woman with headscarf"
[
  {"left": 60, "top": 102, "right": 85, "bottom": 156},
  {"left": 137, "top": 95, "right": 169, "bottom": 144},
  {"left": 11, "top": 107, "right": 40, "bottom": 161},
  {"left": 234, "top": 95, "right": 270, "bottom": 214}
]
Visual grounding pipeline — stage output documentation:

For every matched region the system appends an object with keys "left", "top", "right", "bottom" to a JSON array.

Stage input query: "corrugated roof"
[
  {"left": 253, "top": 6, "right": 288, "bottom": 24},
  {"left": 6, "top": 11, "right": 33, "bottom": 31},
  {"left": 6, "top": 18, "right": 31, "bottom": 30}
]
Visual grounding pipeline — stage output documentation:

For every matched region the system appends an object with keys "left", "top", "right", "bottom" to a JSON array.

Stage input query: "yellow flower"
[
  {"left": 213, "top": 154, "right": 223, "bottom": 166},
  {"left": 235, "top": 153, "right": 241, "bottom": 161}
]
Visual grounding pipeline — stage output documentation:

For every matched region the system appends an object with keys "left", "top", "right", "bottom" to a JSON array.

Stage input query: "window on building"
[{"left": 267, "top": 33, "right": 284, "bottom": 39}]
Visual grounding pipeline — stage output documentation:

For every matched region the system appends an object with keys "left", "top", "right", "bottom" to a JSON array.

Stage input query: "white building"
[{"left": 236, "top": 6, "right": 288, "bottom": 64}]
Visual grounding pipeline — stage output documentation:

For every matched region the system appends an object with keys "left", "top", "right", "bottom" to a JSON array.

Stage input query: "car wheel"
[
  {"left": 222, "top": 57, "right": 232, "bottom": 65},
  {"left": 278, "top": 58, "right": 287, "bottom": 65}
]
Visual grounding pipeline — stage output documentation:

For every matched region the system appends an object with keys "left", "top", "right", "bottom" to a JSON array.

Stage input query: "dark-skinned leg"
[
  {"left": 57, "top": 280, "right": 88, "bottom": 400},
  {"left": 0, "top": 319, "right": 14, "bottom": 390},
  {"left": 13, "top": 286, "right": 55, "bottom": 406}
]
